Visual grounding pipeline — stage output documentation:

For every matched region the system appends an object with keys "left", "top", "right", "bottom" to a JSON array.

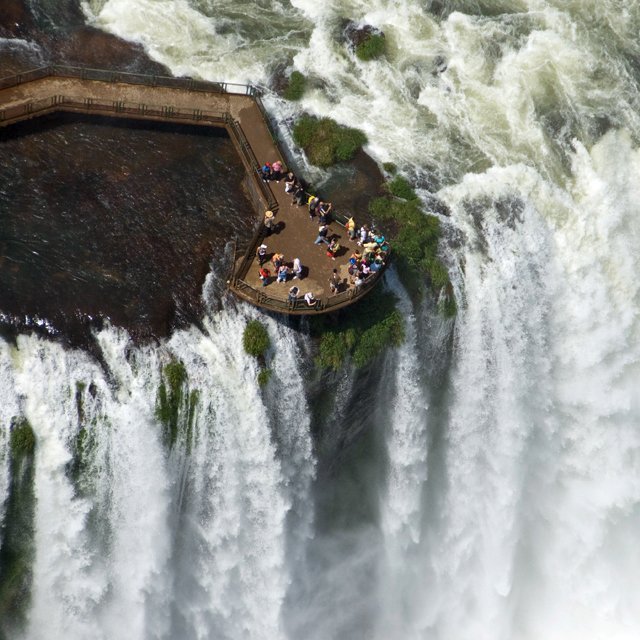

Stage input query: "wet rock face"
[
  {"left": 0, "top": 1, "right": 259, "bottom": 348},
  {"left": 0, "top": 113, "right": 256, "bottom": 348},
  {"left": 0, "top": 3, "right": 34, "bottom": 38},
  {"left": 0, "top": 0, "right": 167, "bottom": 76},
  {"left": 340, "top": 20, "right": 385, "bottom": 52}
]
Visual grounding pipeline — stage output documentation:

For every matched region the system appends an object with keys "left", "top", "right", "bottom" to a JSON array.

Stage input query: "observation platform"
[{"left": 0, "top": 66, "right": 386, "bottom": 315}]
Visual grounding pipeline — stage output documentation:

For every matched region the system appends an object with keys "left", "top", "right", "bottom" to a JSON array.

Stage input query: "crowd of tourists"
[{"left": 255, "top": 161, "right": 390, "bottom": 307}]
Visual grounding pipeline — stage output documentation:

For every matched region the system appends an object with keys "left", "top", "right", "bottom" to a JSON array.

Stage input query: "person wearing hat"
[
  {"left": 256, "top": 244, "right": 268, "bottom": 265},
  {"left": 314, "top": 224, "right": 329, "bottom": 245},
  {"left": 260, "top": 162, "right": 272, "bottom": 181},
  {"left": 264, "top": 209, "right": 275, "bottom": 235}
]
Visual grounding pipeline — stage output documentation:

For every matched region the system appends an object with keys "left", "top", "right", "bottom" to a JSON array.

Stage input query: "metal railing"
[
  {"left": 0, "top": 93, "right": 229, "bottom": 125},
  {"left": 0, "top": 65, "right": 388, "bottom": 315},
  {"left": 231, "top": 262, "right": 386, "bottom": 315},
  {"left": 0, "top": 65, "right": 260, "bottom": 96},
  {"left": 224, "top": 114, "right": 277, "bottom": 212}
]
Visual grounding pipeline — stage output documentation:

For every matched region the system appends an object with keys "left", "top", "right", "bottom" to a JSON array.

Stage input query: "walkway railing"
[
  {"left": 0, "top": 93, "right": 228, "bottom": 124},
  {"left": 0, "top": 65, "right": 259, "bottom": 96},
  {"left": 0, "top": 65, "right": 386, "bottom": 315},
  {"left": 224, "top": 114, "right": 277, "bottom": 213},
  {"left": 232, "top": 264, "right": 385, "bottom": 314}
]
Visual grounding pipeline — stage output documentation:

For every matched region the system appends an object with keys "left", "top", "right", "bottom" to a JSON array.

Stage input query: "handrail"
[
  {"left": 0, "top": 94, "right": 229, "bottom": 126},
  {"left": 0, "top": 65, "right": 260, "bottom": 96},
  {"left": 0, "top": 65, "right": 389, "bottom": 315},
  {"left": 232, "top": 260, "right": 387, "bottom": 315},
  {"left": 224, "top": 114, "right": 277, "bottom": 212}
]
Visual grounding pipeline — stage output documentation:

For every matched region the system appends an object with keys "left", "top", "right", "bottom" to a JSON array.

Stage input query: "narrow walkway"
[{"left": 0, "top": 66, "right": 385, "bottom": 314}]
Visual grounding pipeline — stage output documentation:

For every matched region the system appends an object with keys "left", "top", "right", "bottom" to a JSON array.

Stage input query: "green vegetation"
[
  {"left": 243, "top": 320, "right": 274, "bottom": 386},
  {"left": 386, "top": 175, "right": 416, "bottom": 200},
  {"left": 292, "top": 115, "right": 367, "bottom": 167},
  {"left": 75, "top": 381, "right": 86, "bottom": 424},
  {"left": 355, "top": 33, "right": 386, "bottom": 61},
  {"left": 9, "top": 418, "right": 35, "bottom": 460},
  {"left": 257, "top": 368, "right": 273, "bottom": 387},
  {"left": 243, "top": 320, "right": 270, "bottom": 358},
  {"left": 370, "top": 176, "right": 457, "bottom": 316},
  {"left": 283, "top": 70, "right": 306, "bottom": 101},
  {"left": 185, "top": 390, "right": 199, "bottom": 455},
  {"left": 312, "top": 294, "right": 405, "bottom": 371},
  {"left": 1, "top": 417, "right": 37, "bottom": 636},
  {"left": 382, "top": 161, "right": 397, "bottom": 175},
  {"left": 156, "top": 359, "right": 190, "bottom": 450}
]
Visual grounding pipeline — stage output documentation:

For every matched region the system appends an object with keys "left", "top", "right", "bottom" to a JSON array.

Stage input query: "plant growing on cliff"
[
  {"left": 156, "top": 359, "right": 195, "bottom": 451},
  {"left": 1, "top": 417, "right": 37, "bottom": 634},
  {"left": 369, "top": 177, "right": 456, "bottom": 316},
  {"left": 312, "top": 294, "right": 404, "bottom": 371},
  {"left": 243, "top": 320, "right": 270, "bottom": 358},
  {"left": 9, "top": 418, "right": 36, "bottom": 459},
  {"left": 257, "top": 368, "right": 273, "bottom": 387},
  {"left": 355, "top": 33, "right": 386, "bottom": 61},
  {"left": 283, "top": 71, "right": 306, "bottom": 101},
  {"left": 293, "top": 115, "right": 367, "bottom": 167},
  {"left": 243, "top": 320, "right": 273, "bottom": 386}
]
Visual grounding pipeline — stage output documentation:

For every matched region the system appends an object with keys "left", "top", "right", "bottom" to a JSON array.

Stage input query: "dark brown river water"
[
  {"left": 0, "top": 113, "right": 255, "bottom": 343},
  {"left": 0, "top": 1, "right": 256, "bottom": 345}
]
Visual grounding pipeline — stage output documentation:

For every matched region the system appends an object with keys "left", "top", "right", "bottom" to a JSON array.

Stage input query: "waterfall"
[
  {"left": 4, "top": 0, "right": 640, "bottom": 638},
  {"left": 0, "top": 305, "right": 315, "bottom": 640}
]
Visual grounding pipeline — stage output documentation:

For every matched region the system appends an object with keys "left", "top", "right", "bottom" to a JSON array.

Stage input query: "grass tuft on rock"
[
  {"left": 312, "top": 294, "right": 404, "bottom": 371},
  {"left": 293, "top": 115, "right": 367, "bottom": 167},
  {"left": 257, "top": 368, "right": 273, "bottom": 387},
  {"left": 370, "top": 177, "right": 454, "bottom": 310},
  {"left": 9, "top": 418, "right": 35, "bottom": 460},
  {"left": 156, "top": 359, "right": 189, "bottom": 450},
  {"left": 386, "top": 175, "right": 417, "bottom": 200},
  {"left": 355, "top": 33, "right": 386, "bottom": 61},
  {"left": 243, "top": 320, "right": 270, "bottom": 358},
  {"left": 382, "top": 161, "right": 397, "bottom": 175},
  {"left": 1, "top": 417, "right": 37, "bottom": 635},
  {"left": 283, "top": 71, "right": 306, "bottom": 101}
]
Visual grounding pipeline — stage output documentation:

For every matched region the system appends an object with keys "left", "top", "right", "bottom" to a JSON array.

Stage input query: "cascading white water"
[
  {"left": 4, "top": 0, "right": 640, "bottom": 638},
  {"left": 373, "top": 269, "right": 431, "bottom": 640},
  {"left": 0, "top": 305, "right": 315, "bottom": 640}
]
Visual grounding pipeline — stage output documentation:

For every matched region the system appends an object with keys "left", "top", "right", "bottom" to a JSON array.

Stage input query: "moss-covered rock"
[
  {"left": 343, "top": 22, "right": 386, "bottom": 62},
  {"left": 156, "top": 359, "right": 191, "bottom": 451},
  {"left": 257, "top": 368, "right": 273, "bottom": 387},
  {"left": 293, "top": 115, "right": 367, "bottom": 167},
  {"left": 0, "top": 417, "right": 37, "bottom": 637},
  {"left": 283, "top": 70, "right": 306, "bottom": 101},
  {"left": 355, "top": 33, "right": 386, "bottom": 61},
  {"left": 312, "top": 294, "right": 404, "bottom": 371},
  {"left": 74, "top": 381, "right": 86, "bottom": 424},
  {"left": 243, "top": 320, "right": 270, "bottom": 358},
  {"left": 386, "top": 175, "right": 417, "bottom": 201},
  {"left": 9, "top": 418, "right": 35, "bottom": 460},
  {"left": 369, "top": 176, "right": 454, "bottom": 310}
]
